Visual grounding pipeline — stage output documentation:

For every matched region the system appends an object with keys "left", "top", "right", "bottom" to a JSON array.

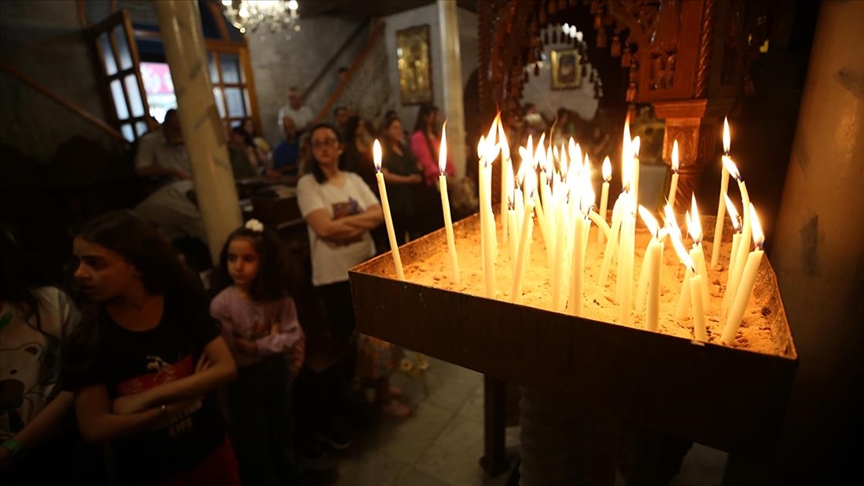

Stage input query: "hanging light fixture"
[{"left": 221, "top": 0, "right": 300, "bottom": 35}]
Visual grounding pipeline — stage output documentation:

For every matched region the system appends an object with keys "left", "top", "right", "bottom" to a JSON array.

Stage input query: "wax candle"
[
  {"left": 437, "top": 124, "right": 459, "bottom": 283},
  {"left": 722, "top": 204, "right": 764, "bottom": 343},
  {"left": 721, "top": 193, "right": 742, "bottom": 311},
  {"left": 373, "top": 140, "right": 404, "bottom": 281},
  {"left": 669, "top": 225, "right": 706, "bottom": 340},
  {"left": 551, "top": 191, "right": 568, "bottom": 311},
  {"left": 569, "top": 214, "right": 588, "bottom": 316},
  {"left": 511, "top": 171, "right": 536, "bottom": 303},
  {"left": 631, "top": 136, "right": 641, "bottom": 208},
  {"left": 618, "top": 193, "right": 635, "bottom": 326},
  {"left": 636, "top": 207, "right": 662, "bottom": 331},
  {"left": 711, "top": 118, "right": 732, "bottom": 268},
  {"left": 599, "top": 196, "right": 623, "bottom": 286},
  {"left": 667, "top": 140, "right": 680, "bottom": 208},
  {"left": 498, "top": 119, "right": 511, "bottom": 245},
  {"left": 597, "top": 156, "right": 612, "bottom": 243},
  {"left": 722, "top": 158, "right": 751, "bottom": 315},
  {"left": 687, "top": 196, "right": 710, "bottom": 310}
]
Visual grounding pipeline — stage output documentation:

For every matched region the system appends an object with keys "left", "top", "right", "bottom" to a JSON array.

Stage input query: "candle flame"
[
  {"left": 438, "top": 122, "right": 448, "bottom": 174},
  {"left": 663, "top": 203, "right": 682, "bottom": 240},
  {"left": 497, "top": 117, "right": 510, "bottom": 160},
  {"left": 724, "top": 193, "right": 742, "bottom": 231},
  {"left": 569, "top": 138, "right": 581, "bottom": 168},
  {"left": 749, "top": 203, "right": 765, "bottom": 248},
  {"left": 723, "top": 117, "right": 730, "bottom": 155},
  {"left": 519, "top": 146, "right": 530, "bottom": 168},
  {"left": 477, "top": 136, "right": 485, "bottom": 159},
  {"left": 670, "top": 228, "right": 696, "bottom": 272},
  {"left": 688, "top": 195, "right": 702, "bottom": 243},
  {"left": 722, "top": 156, "right": 742, "bottom": 182},
  {"left": 487, "top": 114, "right": 500, "bottom": 147},
  {"left": 526, "top": 134, "right": 534, "bottom": 165},
  {"left": 631, "top": 136, "right": 641, "bottom": 159},
  {"left": 373, "top": 139, "right": 382, "bottom": 172},
  {"left": 602, "top": 156, "right": 612, "bottom": 181},
  {"left": 524, "top": 164, "right": 537, "bottom": 197},
  {"left": 671, "top": 140, "right": 679, "bottom": 172},
  {"left": 623, "top": 114, "right": 631, "bottom": 157},
  {"left": 638, "top": 205, "right": 660, "bottom": 237}
]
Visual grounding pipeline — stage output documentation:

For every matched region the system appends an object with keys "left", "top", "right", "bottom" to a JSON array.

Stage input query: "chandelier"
[{"left": 221, "top": 0, "right": 300, "bottom": 35}]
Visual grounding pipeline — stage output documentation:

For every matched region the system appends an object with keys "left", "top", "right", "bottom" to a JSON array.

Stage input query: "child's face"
[
  {"left": 73, "top": 237, "right": 142, "bottom": 302},
  {"left": 227, "top": 237, "right": 260, "bottom": 290}
]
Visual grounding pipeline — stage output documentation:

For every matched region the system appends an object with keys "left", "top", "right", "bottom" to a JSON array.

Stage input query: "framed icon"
[
  {"left": 396, "top": 25, "right": 433, "bottom": 105},
  {"left": 550, "top": 48, "right": 582, "bottom": 90}
]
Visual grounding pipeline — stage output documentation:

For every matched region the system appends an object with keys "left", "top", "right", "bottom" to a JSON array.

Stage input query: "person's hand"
[
  {"left": 290, "top": 335, "right": 305, "bottom": 379},
  {"left": 409, "top": 174, "right": 423, "bottom": 184},
  {"left": 151, "top": 397, "right": 204, "bottom": 431}
]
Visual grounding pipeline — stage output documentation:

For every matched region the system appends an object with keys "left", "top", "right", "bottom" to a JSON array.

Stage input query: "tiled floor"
[{"left": 312, "top": 353, "right": 726, "bottom": 486}]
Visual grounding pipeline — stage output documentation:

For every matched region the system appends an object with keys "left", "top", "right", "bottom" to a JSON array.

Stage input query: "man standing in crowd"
[{"left": 277, "top": 87, "right": 314, "bottom": 132}]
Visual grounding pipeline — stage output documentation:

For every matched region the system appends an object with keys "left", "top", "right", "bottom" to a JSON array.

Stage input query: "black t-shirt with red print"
[{"left": 64, "top": 293, "right": 225, "bottom": 485}]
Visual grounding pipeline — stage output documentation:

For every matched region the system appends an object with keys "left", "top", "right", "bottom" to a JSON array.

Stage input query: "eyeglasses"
[{"left": 312, "top": 138, "right": 339, "bottom": 149}]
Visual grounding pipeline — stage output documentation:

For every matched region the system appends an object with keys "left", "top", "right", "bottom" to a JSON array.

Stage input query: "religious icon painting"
[
  {"left": 550, "top": 48, "right": 582, "bottom": 90},
  {"left": 396, "top": 24, "right": 433, "bottom": 105}
]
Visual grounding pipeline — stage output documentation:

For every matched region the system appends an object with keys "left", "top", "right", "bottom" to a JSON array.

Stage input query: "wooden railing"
[
  {"left": 314, "top": 20, "right": 389, "bottom": 123},
  {"left": 301, "top": 18, "right": 370, "bottom": 102},
  {"left": 1, "top": 61, "right": 128, "bottom": 144}
]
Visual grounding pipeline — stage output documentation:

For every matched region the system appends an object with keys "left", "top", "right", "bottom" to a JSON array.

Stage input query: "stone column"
[
  {"left": 154, "top": 0, "right": 242, "bottom": 262},
  {"left": 437, "top": 0, "right": 467, "bottom": 180},
  {"left": 749, "top": 1, "right": 864, "bottom": 483}
]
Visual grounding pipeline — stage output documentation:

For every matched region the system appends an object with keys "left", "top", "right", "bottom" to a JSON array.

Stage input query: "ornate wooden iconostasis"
[{"left": 477, "top": 0, "right": 773, "bottom": 211}]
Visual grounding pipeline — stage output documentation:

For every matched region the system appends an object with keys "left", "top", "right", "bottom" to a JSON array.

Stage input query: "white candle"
[
  {"left": 667, "top": 140, "right": 680, "bottom": 208},
  {"left": 551, "top": 193, "right": 568, "bottom": 310},
  {"left": 599, "top": 196, "right": 623, "bottom": 287},
  {"left": 690, "top": 272, "right": 708, "bottom": 341},
  {"left": 499, "top": 120, "right": 511, "bottom": 245},
  {"left": 532, "top": 190, "right": 550, "bottom": 267},
  {"left": 711, "top": 118, "right": 732, "bottom": 268},
  {"left": 597, "top": 156, "right": 611, "bottom": 243},
  {"left": 568, "top": 215, "right": 587, "bottom": 316},
  {"left": 722, "top": 204, "right": 764, "bottom": 343},
  {"left": 438, "top": 125, "right": 459, "bottom": 283},
  {"left": 511, "top": 178, "right": 535, "bottom": 303},
  {"left": 373, "top": 140, "right": 404, "bottom": 281},
  {"left": 722, "top": 158, "right": 750, "bottom": 315},
  {"left": 618, "top": 193, "right": 635, "bottom": 326},
  {"left": 686, "top": 196, "right": 710, "bottom": 310},
  {"left": 636, "top": 207, "right": 662, "bottom": 329},
  {"left": 631, "top": 136, "right": 641, "bottom": 208},
  {"left": 508, "top": 197, "right": 517, "bottom": 276}
]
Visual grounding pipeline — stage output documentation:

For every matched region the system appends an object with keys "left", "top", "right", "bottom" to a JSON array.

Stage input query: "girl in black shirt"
[{"left": 63, "top": 211, "right": 240, "bottom": 486}]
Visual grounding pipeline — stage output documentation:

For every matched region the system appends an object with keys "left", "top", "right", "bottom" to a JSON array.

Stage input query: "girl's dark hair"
[
  {"left": 412, "top": 103, "right": 439, "bottom": 135},
  {"left": 211, "top": 224, "right": 293, "bottom": 302},
  {"left": 309, "top": 122, "right": 347, "bottom": 184},
  {"left": 0, "top": 229, "right": 54, "bottom": 332},
  {"left": 63, "top": 211, "right": 206, "bottom": 381}
]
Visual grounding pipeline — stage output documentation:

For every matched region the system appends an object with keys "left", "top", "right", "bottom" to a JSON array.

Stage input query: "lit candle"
[
  {"left": 437, "top": 124, "right": 459, "bottom": 283},
  {"left": 551, "top": 185, "right": 568, "bottom": 310},
  {"left": 373, "top": 140, "right": 404, "bottom": 281},
  {"left": 511, "top": 170, "right": 536, "bottom": 303},
  {"left": 667, "top": 140, "right": 680, "bottom": 208},
  {"left": 636, "top": 206, "right": 663, "bottom": 331},
  {"left": 687, "top": 196, "right": 710, "bottom": 311},
  {"left": 568, "top": 165, "right": 593, "bottom": 316},
  {"left": 597, "top": 156, "right": 612, "bottom": 243},
  {"left": 721, "top": 194, "right": 743, "bottom": 311},
  {"left": 508, "top": 194, "right": 517, "bottom": 276},
  {"left": 631, "top": 136, "right": 641, "bottom": 208},
  {"left": 710, "top": 118, "right": 732, "bottom": 268},
  {"left": 670, "top": 226, "right": 707, "bottom": 341},
  {"left": 722, "top": 204, "right": 764, "bottom": 344},
  {"left": 722, "top": 157, "right": 751, "bottom": 315},
  {"left": 599, "top": 194, "right": 623, "bottom": 287},
  {"left": 617, "top": 192, "right": 635, "bottom": 326},
  {"left": 498, "top": 120, "right": 512, "bottom": 244}
]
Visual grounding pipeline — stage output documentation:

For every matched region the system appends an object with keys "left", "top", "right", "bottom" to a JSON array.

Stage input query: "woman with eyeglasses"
[{"left": 295, "top": 123, "right": 385, "bottom": 451}]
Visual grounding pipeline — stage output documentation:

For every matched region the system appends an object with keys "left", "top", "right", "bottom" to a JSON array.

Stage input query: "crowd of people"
[{"left": 0, "top": 86, "right": 467, "bottom": 485}]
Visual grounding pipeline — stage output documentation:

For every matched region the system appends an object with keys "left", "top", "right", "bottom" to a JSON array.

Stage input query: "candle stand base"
[{"left": 349, "top": 213, "right": 797, "bottom": 480}]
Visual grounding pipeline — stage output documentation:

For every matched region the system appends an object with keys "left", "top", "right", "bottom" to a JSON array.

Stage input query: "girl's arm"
[
  {"left": 1, "top": 391, "right": 75, "bottom": 465},
  {"left": 340, "top": 205, "right": 384, "bottom": 231},
  {"left": 113, "top": 336, "right": 237, "bottom": 415},
  {"left": 305, "top": 208, "right": 369, "bottom": 241},
  {"left": 75, "top": 384, "right": 192, "bottom": 444},
  {"left": 254, "top": 299, "right": 302, "bottom": 357}
]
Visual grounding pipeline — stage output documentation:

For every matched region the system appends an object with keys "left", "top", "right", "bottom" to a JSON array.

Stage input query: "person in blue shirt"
[{"left": 271, "top": 116, "right": 300, "bottom": 179}]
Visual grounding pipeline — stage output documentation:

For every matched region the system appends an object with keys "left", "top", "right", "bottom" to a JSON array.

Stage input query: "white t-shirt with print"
[
  {"left": 297, "top": 172, "right": 379, "bottom": 286},
  {"left": 0, "top": 287, "right": 79, "bottom": 440}
]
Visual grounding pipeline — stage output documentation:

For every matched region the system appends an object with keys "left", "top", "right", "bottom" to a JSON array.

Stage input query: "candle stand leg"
[
  {"left": 518, "top": 387, "right": 619, "bottom": 486},
  {"left": 481, "top": 375, "right": 509, "bottom": 476}
]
